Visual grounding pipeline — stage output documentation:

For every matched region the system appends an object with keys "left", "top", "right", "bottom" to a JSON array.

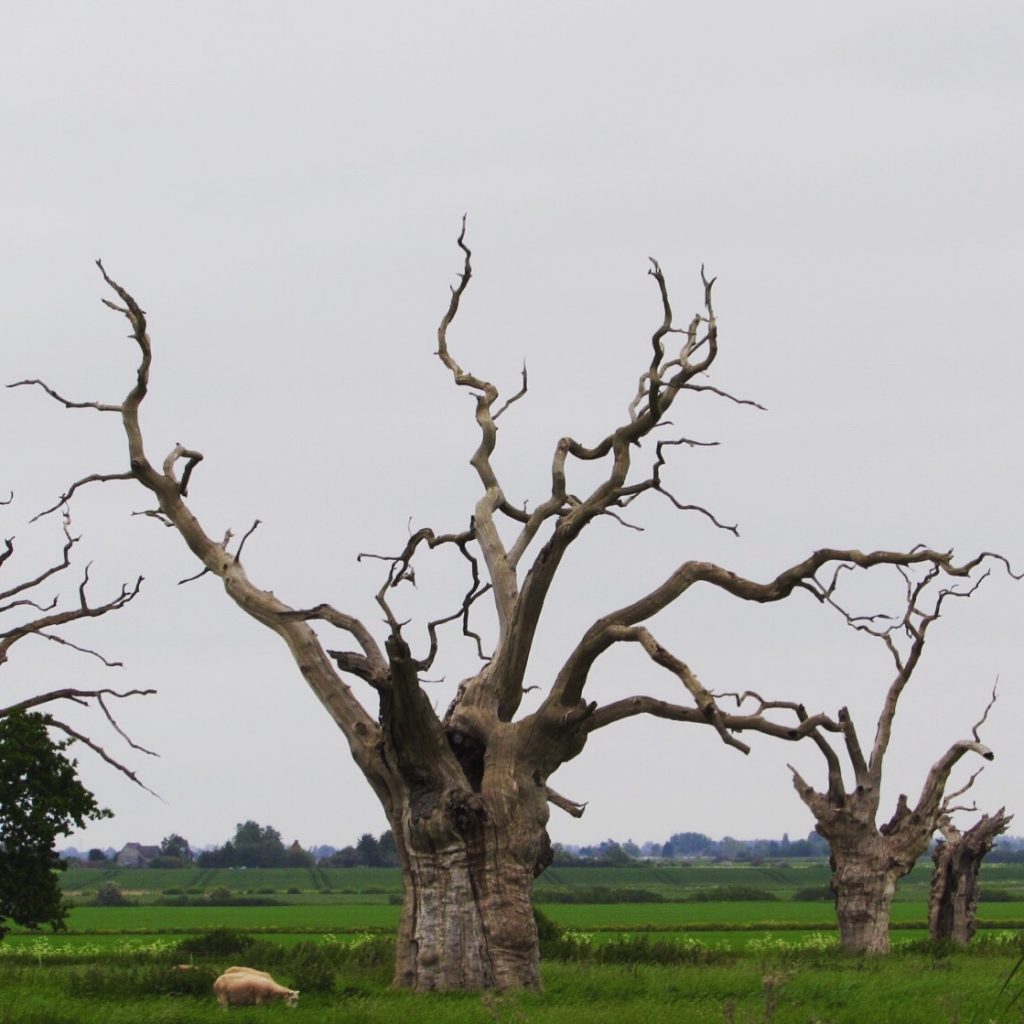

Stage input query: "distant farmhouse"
[{"left": 116, "top": 843, "right": 161, "bottom": 867}]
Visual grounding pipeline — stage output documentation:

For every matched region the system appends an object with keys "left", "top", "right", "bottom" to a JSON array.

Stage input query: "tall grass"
[{"left": 3, "top": 951, "right": 1023, "bottom": 1024}]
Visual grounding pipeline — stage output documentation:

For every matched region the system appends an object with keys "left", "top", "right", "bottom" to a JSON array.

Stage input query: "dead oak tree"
[
  {"left": 929, "top": 807, "right": 1012, "bottom": 945},
  {"left": 16, "top": 227, "right": 1011, "bottom": 990},
  {"left": 729, "top": 566, "right": 1009, "bottom": 954}
]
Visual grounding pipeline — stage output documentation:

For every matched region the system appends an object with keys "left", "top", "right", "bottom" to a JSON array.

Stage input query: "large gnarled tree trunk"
[
  {"left": 20, "top": 229, "right": 1010, "bottom": 988},
  {"left": 929, "top": 809, "right": 1012, "bottom": 945},
  {"left": 389, "top": 759, "right": 550, "bottom": 990}
]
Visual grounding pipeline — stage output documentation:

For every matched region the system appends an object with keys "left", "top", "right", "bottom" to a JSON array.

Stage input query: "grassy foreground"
[{"left": 2, "top": 951, "right": 1024, "bottom": 1023}]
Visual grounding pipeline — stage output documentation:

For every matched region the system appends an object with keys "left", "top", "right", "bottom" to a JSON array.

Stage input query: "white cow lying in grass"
[{"left": 213, "top": 966, "right": 299, "bottom": 1008}]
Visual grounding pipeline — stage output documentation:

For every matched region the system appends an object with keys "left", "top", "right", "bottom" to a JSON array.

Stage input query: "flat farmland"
[
  {"left": 60, "top": 865, "right": 403, "bottom": 895},
  {"left": 30, "top": 903, "right": 401, "bottom": 934},
  {"left": 59, "top": 860, "right": 1024, "bottom": 901},
  {"left": 15, "top": 898, "right": 1024, "bottom": 941},
  {"left": 7, "top": 863, "right": 1024, "bottom": 1023}
]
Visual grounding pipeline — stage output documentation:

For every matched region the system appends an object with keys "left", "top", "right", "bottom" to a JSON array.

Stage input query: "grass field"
[
  {"left": 22, "top": 899, "right": 1024, "bottom": 939},
  {"left": 59, "top": 866, "right": 404, "bottom": 895},
  {"left": 3, "top": 862, "right": 1020, "bottom": 1021},
  {"left": 59, "top": 859, "right": 1024, "bottom": 900},
  {"left": 3, "top": 952, "right": 1024, "bottom": 1023}
]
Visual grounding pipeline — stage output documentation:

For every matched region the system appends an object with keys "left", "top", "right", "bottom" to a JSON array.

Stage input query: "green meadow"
[{"left": 2, "top": 861, "right": 1022, "bottom": 1022}]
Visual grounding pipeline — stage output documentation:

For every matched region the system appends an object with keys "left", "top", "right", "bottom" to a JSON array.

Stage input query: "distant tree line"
[
  {"left": 65, "top": 825, "right": 1024, "bottom": 868},
  {"left": 69, "top": 822, "right": 403, "bottom": 869},
  {"left": 552, "top": 831, "right": 831, "bottom": 865},
  {"left": 195, "top": 822, "right": 315, "bottom": 868},
  {"left": 319, "top": 831, "right": 399, "bottom": 868}
]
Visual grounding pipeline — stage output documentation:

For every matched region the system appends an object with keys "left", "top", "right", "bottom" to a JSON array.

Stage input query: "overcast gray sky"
[{"left": 2, "top": 2, "right": 1023, "bottom": 854}]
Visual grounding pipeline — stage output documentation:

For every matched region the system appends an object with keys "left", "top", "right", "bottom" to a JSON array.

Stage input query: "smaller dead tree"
[
  {"left": 929, "top": 808, "right": 1012, "bottom": 945},
  {"left": 728, "top": 562, "right": 1011, "bottom": 954}
]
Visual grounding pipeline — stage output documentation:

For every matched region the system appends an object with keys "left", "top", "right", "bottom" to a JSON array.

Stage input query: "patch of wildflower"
[{"left": 0, "top": 937, "right": 174, "bottom": 964}]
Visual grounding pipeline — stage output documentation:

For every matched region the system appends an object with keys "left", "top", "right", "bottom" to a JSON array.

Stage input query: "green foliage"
[
  {"left": 981, "top": 888, "right": 1018, "bottom": 902},
  {"left": 286, "top": 940, "right": 336, "bottom": 992},
  {"left": 690, "top": 886, "right": 779, "bottom": 902},
  {"left": 175, "top": 928, "right": 256, "bottom": 958},
  {"left": 792, "top": 885, "right": 835, "bottom": 901},
  {"left": 159, "top": 834, "right": 190, "bottom": 860},
  {"left": 539, "top": 886, "right": 666, "bottom": 904},
  {"left": 330, "top": 933, "right": 395, "bottom": 968},
  {"left": 3, "top": 950, "right": 1024, "bottom": 1024},
  {"left": 91, "top": 884, "right": 130, "bottom": 908},
  {"left": 0, "top": 712, "right": 111, "bottom": 938},
  {"left": 322, "top": 830, "right": 400, "bottom": 869},
  {"left": 67, "top": 962, "right": 218, "bottom": 999},
  {"left": 533, "top": 907, "right": 562, "bottom": 942},
  {"left": 594, "top": 935, "right": 732, "bottom": 965},
  {"left": 145, "top": 855, "right": 187, "bottom": 869},
  {"left": 195, "top": 821, "right": 289, "bottom": 868}
]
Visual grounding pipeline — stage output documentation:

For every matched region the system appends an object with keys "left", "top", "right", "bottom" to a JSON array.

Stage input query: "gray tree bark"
[{"left": 929, "top": 809, "right": 1012, "bottom": 945}]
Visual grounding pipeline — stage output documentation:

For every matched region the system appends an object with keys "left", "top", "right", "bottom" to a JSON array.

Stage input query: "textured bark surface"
[
  {"left": 828, "top": 841, "right": 902, "bottom": 954},
  {"left": 394, "top": 829, "right": 542, "bottom": 990},
  {"left": 929, "top": 809, "right": 1012, "bottom": 945},
  {"left": 23, "top": 233, "right": 1012, "bottom": 988}
]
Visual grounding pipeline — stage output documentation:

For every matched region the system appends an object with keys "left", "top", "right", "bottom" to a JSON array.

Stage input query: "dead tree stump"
[{"left": 929, "top": 808, "right": 1012, "bottom": 944}]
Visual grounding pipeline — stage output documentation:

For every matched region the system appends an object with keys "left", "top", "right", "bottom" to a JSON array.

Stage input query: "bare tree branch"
[
  {"left": 7, "top": 378, "right": 122, "bottom": 413},
  {"left": 0, "top": 492, "right": 158, "bottom": 796},
  {"left": 30, "top": 473, "right": 135, "bottom": 522},
  {"left": 0, "top": 686, "right": 156, "bottom": 718},
  {"left": 46, "top": 718, "right": 162, "bottom": 798},
  {"left": 545, "top": 786, "right": 587, "bottom": 817}
]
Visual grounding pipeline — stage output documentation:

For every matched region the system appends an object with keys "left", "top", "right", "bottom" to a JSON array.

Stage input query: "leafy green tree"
[
  {"left": 232, "top": 821, "right": 286, "bottom": 867},
  {"left": 160, "top": 833, "right": 190, "bottom": 860},
  {"left": 87, "top": 848, "right": 107, "bottom": 862},
  {"left": 92, "top": 881, "right": 129, "bottom": 907},
  {"left": 0, "top": 712, "right": 111, "bottom": 937},
  {"left": 196, "top": 841, "right": 237, "bottom": 868},
  {"left": 198, "top": 821, "right": 290, "bottom": 868},
  {"left": 334, "top": 847, "right": 359, "bottom": 867},
  {"left": 663, "top": 832, "right": 714, "bottom": 858},
  {"left": 356, "top": 832, "right": 382, "bottom": 867},
  {"left": 600, "top": 842, "right": 633, "bottom": 865},
  {"left": 284, "top": 841, "right": 315, "bottom": 868},
  {"left": 377, "top": 829, "right": 399, "bottom": 867}
]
